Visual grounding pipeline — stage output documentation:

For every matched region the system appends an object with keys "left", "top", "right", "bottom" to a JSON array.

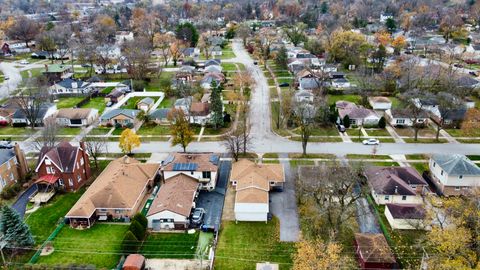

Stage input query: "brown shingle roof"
[
  {"left": 162, "top": 153, "right": 219, "bottom": 172},
  {"left": 231, "top": 159, "right": 284, "bottom": 204},
  {"left": 56, "top": 108, "right": 94, "bottom": 120},
  {"left": 355, "top": 233, "right": 396, "bottom": 264},
  {"left": 66, "top": 156, "right": 159, "bottom": 218},
  {"left": 147, "top": 173, "right": 199, "bottom": 217},
  {"left": 386, "top": 203, "right": 426, "bottom": 219},
  {"left": 364, "top": 166, "right": 427, "bottom": 196},
  {"left": 37, "top": 141, "right": 80, "bottom": 173},
  {"left": 190, "top": 102, "right": 210, "bottom": 116},
  {"left": 369, "top": 96, "right": 391, "bottom": 103}
]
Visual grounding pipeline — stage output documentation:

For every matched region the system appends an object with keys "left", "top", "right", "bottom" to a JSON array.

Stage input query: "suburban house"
[
  {"left": 149, "top": 108, "right": 171, "bottom": 125},
  {"left": 105, "top": 89, "right": 126, "bottom": 104},
  {"left": 100, "top": 109, "right": 139, "bottom": 127},
  {"left": 11, "top": 103, "right": 57, "bottom": 127},
  {"left": 364, "top": 166, "right": 427, "bottom": 205},
  {"left": 182, "top": 47, "right": 200, "bottom": 58},
  {"left": 201, "top": 73, "right": 225, "bottom": 89},
  {"left": 385, "top": 203, "right": 427, "bottom": 230},
  {"left": 336, "top": 101, "right": 380, "bottom": 127},
  {"left": 162, "top": 152, "right": 220, "bottom": 191},
  {"left": 65, "top": 156, "right": 160, "bottom": 228},
  {"left": 189, "top": 102, "right": 211, "bottom": 125},
  {"left": 146, "top": 173, "right": 199, "bottom": 230},
  {"left": 55, "top": 108, "right": 99, "bottom": 127},
  {"left": 354, "top": 233, "right": 397, "bottom": 270},
  {"left": 210, "top": 46, "right": 222, "bottom": 56},
  {"left": 204, "top": 59, "right": 221, "bottom": 67},
  {"left": 385, "top": 109, "right": 429, "bottom": 127},
  {"left": 0, "top": 144, "right": 29, "bottom": 192},
  {"left": 204, "top": 65, "right": 222, "bottom": 73},
  {"left": 331, "top": 78, "right": 351, "bottom": 89},
  {"left": 174, "top": 97, "right": 193, "bottom": 114},
  {"left": 43, "top": 64, "right": 73, "bottom": 83},
  {"left": 230, "top": 159, "right": 285, "bottom": 222},
  {"left": 368, "top": 97, "right": 392, "bottom": 110},
  {"left": 429, "top": 154, "right": 480, "bottom": 196},
  {"left": 136, "top": 97, "right": 155, "bottom": 112},
  {"left": 35, "top": 142, "right": 91, "bottom": 192},
  {"left": 49, "top": 78, "right": 91, "bottom": 95},
  {"left": 295, "top": 90, "right": 314, "bottom": 103}
]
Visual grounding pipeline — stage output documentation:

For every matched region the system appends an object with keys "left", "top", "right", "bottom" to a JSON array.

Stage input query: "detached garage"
[{"left": 230, "top": 159, "right": 285, "bottom": 222}]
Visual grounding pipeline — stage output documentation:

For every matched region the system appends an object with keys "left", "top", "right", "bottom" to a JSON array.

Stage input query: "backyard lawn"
[
  {"left": 37, "top": 224, "right": 129, "bottom": 268},
  {"left": 326, "top": 94, "right": 362, "bottom": 105},
  {"left": 139, "top": 232, "right": 199, "bottom": 259},
  {"left": 80, "top": 97, "right": 106, "bottom": 114},
  {"left": 25, "top": 190, "right": 84, "bottom": 245},
  {"left": 215, "top": 218, "right": 295, "bottom": 270},
  {"left": 56, "top": 97, "right": 84, "bottom": 109}
]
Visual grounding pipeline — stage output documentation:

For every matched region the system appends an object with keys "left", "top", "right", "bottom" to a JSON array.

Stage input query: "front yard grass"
[
  {"left": 37, "top": 224, "right": 129, "bottom": 268},
  {"left": 346, "top": 154, "right": 391, "bottom": 160},
  {"left": 25, "top": 190, "right": 85, "bottom": 244},
  {"left": 137, "top": 123, "right": 171, "bottom": 136},
  {"left": 411, "top": 162, "right": 429, "bottom": 174},
  {"left": 56, "top": 97, "right": 84, "bottom": 109},
  {"left": 215, "top": 218, "right": 295, "bottom": 270},
  {"left": 139, "top": 232, "right": 199, "bottom": 259},
  {"left": 57, "top": 127, "right": 82, "bottom": 136},
  {"left": 0, "top": 126, "right": 35, "bottom": 136},
  {"left": 292, "top": 126, "right": 339, "bottom": 136},
  {"left": 221, "top": 63, "right": 238, "bottom": 71},
  {"left": 365, "top": 129, "right": 391, "bottom": 137},
  {"left": 80, "top": 97, "right": 106, "bottom": 114},
  {"left": 445, "top": 128, "right": 480, "bottom": 137},
  {"left": 404, "top": 138, "right": 448, "bottom": 143}
]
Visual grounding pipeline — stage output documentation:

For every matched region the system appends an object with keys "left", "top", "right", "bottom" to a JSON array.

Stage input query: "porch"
[{"left": 31, "top": 175, "right": 59, "bottom": 204}]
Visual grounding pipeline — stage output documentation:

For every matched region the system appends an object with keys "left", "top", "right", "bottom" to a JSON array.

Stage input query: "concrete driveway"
[{"left": 269, "top": 154, "right": 300, "bottom": 242}]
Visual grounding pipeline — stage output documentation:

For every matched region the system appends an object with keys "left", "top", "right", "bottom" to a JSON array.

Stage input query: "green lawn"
[
  {"left": 369, "top": 161, "right": 400, "bottom": 166},
  {"left": 0, "top": 126, "right": 34, "bottom": 136},
  {"left": 80, "top": 97, "right": 106, "bottom": 114},
  {"left": 215, "top": 218, "right": 295, "bottom": 270},
  {"left": 137, "top": 124, "right": 171, "bottom": 135},
  {"left": 365, "top": 129, "right": 391, "bottom": 137},
  {"left": 263, "top": 153, "right": 279, "bottom": 158},
  {"left": 57, "top": 127, "right": 82, "bottom": 136},
  {"left": 327, "top": 94, "right": 362, "bottom": 105},
  {"left": 411, "top": 162, "right": 429, "bottom": 174},
  {"left": 405, "top": 154, "right": 428, "bottom": 160},
  {"left": 56, "top": 97, "right": 84, "bottom": 109},
  {"left": 289, "top": 159, "right": 316, "bottom": 166},
  {"left": 390, "top": 97, "right": 402, "bottom": 108},
  {"left": 291, "top": 126, "right": 339, "bottom": 136},
  {"left": 25, "top": 191, "right": 84, "bottom": 244},
  {"left": 20, "top": 68, "right": 43, "bottom": 79},
  {"left": 346, "top": 154, "right": 391, "bottom": 160},
  {"left": 145, "top": 72, "right": 174, "bottom": 92},
  {"left": 90, "top": 127, "right": 112, "bottom": 135},
  {"left": 445, "top": 128, "right": 480, "bottom": 137},
  {"left": 37, "top": 224, "right": 129, "bottom": 268},
  {"left": 221, "top": 63, "right": 238, "bottom": 71},
  {"left": 158, "top": 97, "right": 173, "bottom": 109},
  {"left": 140, "top": 232, "right": 199, "bottom": 259},
  {"left": 404, "top": 138, "right": 448, "bottom": 143},
  {"left": 101, "top": 86, "right": 115, "bottom": 94},
  {"left": 121, "top": 96, "right": 152, "bottom": 110}
]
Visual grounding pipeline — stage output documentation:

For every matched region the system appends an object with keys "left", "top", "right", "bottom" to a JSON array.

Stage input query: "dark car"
[
  {"left": 337, "top": 124, "right": 346, "bottom": 133},
  {"left": 419, "top": 55, "right": 426, "bottom": 58},
  {"left": 469, "top": 71, "right": 478, "bottom": 77},
  {"left": 191, "top": 208, "right": 205, "bottom": 225},
  {"left": 279, "top": 82, "right": 289, "bottom": 87},
  {"left": 454, "top": 63, "right": 464, "bottom": 68},
  {"left": 253, "top": 61, "right": 258, "bottom": 65}
]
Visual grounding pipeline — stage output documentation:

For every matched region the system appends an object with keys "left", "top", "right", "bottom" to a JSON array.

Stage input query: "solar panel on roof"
[
  {"left": 209, "top": 155, "right": 220, "bottom": 165},
  {"left": 172, "top": 163, "right": 198, "bottom": 171}
]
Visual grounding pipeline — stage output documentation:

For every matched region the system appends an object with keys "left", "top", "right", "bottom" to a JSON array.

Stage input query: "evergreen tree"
[
  {"left": 275, "top": 46, "right": 288, "bottom": 69},
  {"left": 129, "top": 220, "right": 146, "bottom": 241},
  {"left": 122, "top": 230, "right": 138, "bottom": 254},
  {"left": 0, "top": 206, "right": 34, "bottom": 248},
  {"left": 385, "top": 18, "right": 397, "bottom": 33},
  {"left": 378, "top": 117, "right": 386, "bottom": 128},
  {"left": 210, "top": 81, "right": 224, "bottom": 129},
  {"left": 175, "top": 22, "right": 199, "bottom": 47},
  {"left": 132, "top": 213, "right": 148, "bottom": 229},
  {"left": 320, "top": 2, "right": 328, "bottom": 14},
  {"left": 342, "top": 115, "right": 351, "bottom": 128}
]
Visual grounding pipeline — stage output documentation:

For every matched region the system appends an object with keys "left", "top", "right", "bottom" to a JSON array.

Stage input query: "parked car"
[
  {"left": 337, "top": 124, "right": 346, "bottom": 133},
  {"left": 279, "top": 82, "right": 289, "bottom": 87},
  {"left": 4, "top": 76, "right": 9, "bottom": 80},
  {"left": 469, "top": 71, "right": 478, "bottom": 77},
  {"left": 253, "top": 61, "right": 258, "bottom": 65},
  {"left": 0, "top": 141, "right": 13, "bottom": 149},
  {"left": 19, "top": 60, "right": 29, "bottom": 65},
  {"left": 191, "top": 208, "right": 205, "bottom": 225},
  {"left": 106, "top": 101, "right": 113, "bottom": 107},
  {"left": 454, "top": 63, "right": 464, "bottom": 68},
  {"left": 362, "top": 138, "right": 380, "bottom": 145},
  {"left": 419, "top": 55, "right": 426, "bottom": 58}
]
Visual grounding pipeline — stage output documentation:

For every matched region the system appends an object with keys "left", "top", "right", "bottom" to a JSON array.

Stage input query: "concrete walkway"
[{"left": 386, "top": 125, "right": 405, "bottom": 143}]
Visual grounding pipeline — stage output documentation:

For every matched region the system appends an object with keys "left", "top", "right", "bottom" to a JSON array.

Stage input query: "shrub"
[
  {"left": 125, "top": 123, "right": 134, "bottom": 129},
  {"left": 342, "top": 115, "right": 350, "bottom": 128},
  {"left": 129, "top": 220, "right": 146, "bottom": 241},
  {"left": 132, "top": 80, "right": 146, "bottom": 92},
  {"left": 0, "top": 121, "right": 8, "bottom": 126},
  {"left": 378, "top": 117, "right": 386, "bottom": 128},
  {"left": 114, "top": 123, "right": 122, "bottom": 129},
  {"left": 0, "top": 183, "right": 21, "bottom": 200},
  {"left": 121, "top": 231, "right": 139, "bottom": 254},
  {"left": 132, "top": 213, "right": 148, "bottom": 229}
]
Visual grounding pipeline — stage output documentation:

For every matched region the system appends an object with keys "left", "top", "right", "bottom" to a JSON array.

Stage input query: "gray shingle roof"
[
  {"left": 431, "top": 154, "right": 480, "bottom": 176},
  {"left": 149, "top": 108, "right": 171, "bottom": 120},
  {"left": 0, "top": 149, "right": 15, "bottom": 166},
  {"left": 100, "top": 109, "right": 139, "bottom": 120}
]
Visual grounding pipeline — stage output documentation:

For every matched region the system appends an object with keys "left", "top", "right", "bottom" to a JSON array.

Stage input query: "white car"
[
  {"left": 362, "top": 138, "right": 380, "bottom": 145},
  {"left": 19, "top": 60, "right": 29, "bottom": 65}
]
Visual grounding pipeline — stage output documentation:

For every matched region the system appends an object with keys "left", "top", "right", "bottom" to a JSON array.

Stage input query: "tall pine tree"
[
  {"left": 0, "top": 206, "right": 34, "bottom": 248},
  {"left": 210, "top": 80, "right": 224, "bottom": 129}
]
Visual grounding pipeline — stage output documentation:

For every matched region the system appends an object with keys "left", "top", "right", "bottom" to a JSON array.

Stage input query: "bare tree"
[
  {"left": 83, "top": 132, "right": 107, "bottom": 171},
  {"left": 14, "top": 79, "right": 49, "bottom": 130},
  {"left": 222, "top": 121, "right": 250, "bottom": 161},
  {"left": 297, "top": 162, "right": 365, "bottom": 240},
  {"left": 401, "top": 90, "right": 432, "bottom": 141},
  {"left": 121, "top": 37, "right": 153, "bottom": 80},
  {"left": 153, "top": 33, "right": 175, "bottom": 67},
  {"left": 33, "top": 119, "right": 60, "bottom": 151},
  {"left": 294, "top": 102, "right": 316, "bottom": 156},
  {"left": 7, "top": 16, "right": 40, "bottom": 48},
  {"left": 236, "top": 22, "right": 251, "bottom": 46}
]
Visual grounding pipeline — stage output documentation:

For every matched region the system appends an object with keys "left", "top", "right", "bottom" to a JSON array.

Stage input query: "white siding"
[
  {"left": 371, "top": 190, "right": 422, "bottom": 205},
  {"left": 234, "top": 203, "right": 268, "bottom": 222},
  {"left": 147, "top": 210, "right": 189, "bottom": 230},
  {"left": 164, "top": 171, "right": 217, "bottom": 190},
  {"left": 385, "top": 206, "right": 428, "bottom": 230},
  {"left": 430, "top": 158, "right": 480, "bottom": 187}
]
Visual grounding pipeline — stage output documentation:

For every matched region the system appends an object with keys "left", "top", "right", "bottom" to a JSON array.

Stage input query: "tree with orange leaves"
[
  {"left": 375, "top": 30, "right": 392, "bottom": 47},
  {"left": 392, "top": 35, "right": 407, "bottom": 54},
  {"left": 293, "top": 238, "right": 353, "bottom": 270},
  {"left": 461, "top": 108, "right": 480, "bottom": 136}
]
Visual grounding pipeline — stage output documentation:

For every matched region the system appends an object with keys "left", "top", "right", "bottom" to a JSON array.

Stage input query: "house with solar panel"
[{"left": 161, "top": 153, "right": 220, "bottom": 191}]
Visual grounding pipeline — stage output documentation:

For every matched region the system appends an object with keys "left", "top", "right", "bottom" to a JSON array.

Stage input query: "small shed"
[
  {"left": 123, "top": 254, "right": 145, "bottom": 270},
  {"left": 137, "top": 97, "right": 155, "bottom": 112}
]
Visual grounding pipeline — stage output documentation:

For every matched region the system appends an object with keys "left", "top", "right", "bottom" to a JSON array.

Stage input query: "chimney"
[{"left": 13, "top": 143, "right": 28, "bottom": 180}]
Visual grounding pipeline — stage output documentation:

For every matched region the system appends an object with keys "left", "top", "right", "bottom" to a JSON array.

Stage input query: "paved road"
[
  {"left": 0, "top": 62, "right": 22, "bottom": 98},
  {"left": 269, "top": 153, "right": 300, "bottom": 241}
]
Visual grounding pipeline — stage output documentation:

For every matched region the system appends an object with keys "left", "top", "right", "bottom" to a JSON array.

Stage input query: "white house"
[
  {"left": 12, "top": 103, "right": 57, "bottom": 126},
  {"left": 50, "top": 78, "right": 91, "bottom": 95},
  {"left": 385, "top": 204, "right": 428, "bottom": 230},
  {"left": 429, "top": 154, "right": 480, "bottom": 196},
  {"left": 385, "top": 109, "right": 429, "bottom": 127},
  {"left": 331, "top": 78, "right": 351, "bottom": 89},
  {"left": 162, "top": 152, "right": 220, "bottom": 191},
  {"left": 295, "top": 90, "right": 314, "bottom": 103},
  {"left": 55, "top": 108, "right": 99, "bottom": 127},
  {"left": 380, "top": 13, "right": 393, "bottom": 23},
  {"left": 136, "top": 97, "right": 155, "bottom": 112},
  {"left": 146, "top": 173, "right": 199, "bottom": 230},
  {"left": 174, "top": 96, "right": 193, "bottom": 115},
  {"left": 368, "top": 97, "right": 392, "bottom": 110},
  {"left": 336, "top": 101, "right": 380, "bottom": 127},
  {"left": 364, "top": 167, "right": 427, "bottom": 205},
  {"left": 230, "top": 159, "right": 284, "bottom": 222}
]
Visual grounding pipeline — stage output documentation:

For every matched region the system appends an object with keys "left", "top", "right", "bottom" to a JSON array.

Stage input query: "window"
[
  {"left": 232, "top": 180, "right": 237, "bottom": 186},
  {"left": 384, "top": 195, "right": 389, "bottom": 200},
  {"left": 77, "top": 174, "right": 81, "bottom": 182},
  {"left": 433, "top": 162, "right": 436, "bottom": 167},
  {"left": 455, "top": 186, "right": 461, "bottom": 191},
  {"left": 441, "top": 170, "right": 443, "bottom": 176},
  {"left": 115, "top": 209, "right": 122, "bottom": 214},
  {"left": 80, "top": 158, "right": 84, "bottom": 166},
  {"left": 402, "top": 195, "right": 407, "bottom": 201},
  {"left": 190, "top": 171, "right": 194, "bottom": 175},
  {"left": 396, "top": 119, "right": 405, "bottom": 124},
  {"left": 99, "top": 209, "right": 107, "bottom": 212},
  {"left": 270, "top": 181, "right": 275, "bottom": 186},
  {"left": 202, "top": 171, "right": 211, "bottom": 179},
  {"left": 45, "top": 159, "right": 51, "bottom": 165},
  {"left": 459, "top": 175, "right": 463, "bottom": 179},
  {"left": 68, "top": 178, "right": 73, "bottom": 187},
  {"left": 58, "top": 179, "right": 64, "bottom": 186},
  {"left": 46, "top": 166, "right": 55, "bottom": 174},
  {"left": 6, "top": 161, "right": 10, "bottom": 170}
]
